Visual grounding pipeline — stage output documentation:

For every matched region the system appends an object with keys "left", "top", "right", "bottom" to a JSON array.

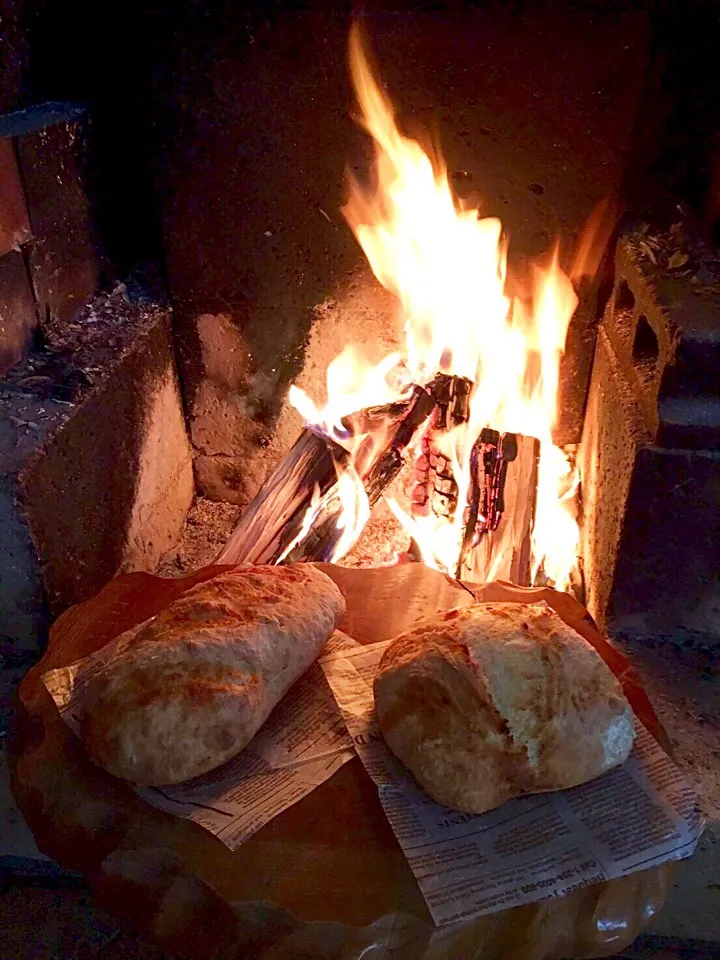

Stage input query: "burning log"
[
  {"left": 219, "top": 366, "right": 538, "bottom": 584},
  {"left": 457, "top": 431, "right": 540, "bottom": 585},
  {"left": 218, "top": 389, "right": 435, "bottom": 566},
  {"left": 411, "top": 374, "right": 473, "bottom": 519},
  {"left": 282, "top": 385, "right": 435, "bottom": 563},
  {"left": 364, "top": 385, "right": 436, "bottom": 505},
  {"left": 409, "top": 374, "right": 539, "bottom": 585},
  {"left": 217, "top": 429, "right": 349, "bottom": 566},
  {"left": 430, "top": 373, "right": 473, "bottom": 429}
]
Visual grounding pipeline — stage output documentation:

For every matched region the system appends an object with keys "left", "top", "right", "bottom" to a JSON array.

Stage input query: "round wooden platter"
[{"left": 10, "top": 563, "right": 674, "bottom": 960}]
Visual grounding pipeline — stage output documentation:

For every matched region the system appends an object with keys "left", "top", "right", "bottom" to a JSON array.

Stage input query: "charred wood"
[
  {"left": 284, "top": 385, "right": 436, "bottom": 562},
  {"left": 430, "top": 373, "right": 473, "bottom": 429},
  {"left": 412, "top": 374, "right": 473, "bottom": 519},
  {"left": 457, "top": 432, "right": 539, "bottom": 585},
  {"left": 364, "top": 385, "right": 435, "bottom": 505},
  {"left": 219, "top": 389, "right": 436, "bottom": 566},
  {"left": 217, "top": 429, "right": 348, "bottom": 566},
  {"left": 409, "top": 377, "right": 539, "bottom": 586}
]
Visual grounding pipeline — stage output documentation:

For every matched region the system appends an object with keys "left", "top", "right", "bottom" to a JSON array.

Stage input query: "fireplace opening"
[
  {"left": 208, "top": 23, "right": 587, "bottom": 599},
  {"left": 1, "top": 2, "right": 718, "bottom": 649}
]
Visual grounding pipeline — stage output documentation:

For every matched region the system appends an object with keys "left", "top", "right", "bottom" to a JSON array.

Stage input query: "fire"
[{"left": 289, "top": 24, "right": 591, "bottom": 591}]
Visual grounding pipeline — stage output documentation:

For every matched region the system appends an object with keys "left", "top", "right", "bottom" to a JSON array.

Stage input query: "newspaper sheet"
[
  {"left": 320, "top": 640, "right": 706, "bottom": 927},
  {"left": 42, "top": 630, "right": 357, "bottom": 850}
]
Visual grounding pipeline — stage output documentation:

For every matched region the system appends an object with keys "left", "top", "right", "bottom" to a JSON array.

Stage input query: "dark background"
[
  {"left": 1, "top": 0, "right": 718, "bottom": 480},
  {"left": 2, "top": 0, "right": 717, "bottom": 273}
]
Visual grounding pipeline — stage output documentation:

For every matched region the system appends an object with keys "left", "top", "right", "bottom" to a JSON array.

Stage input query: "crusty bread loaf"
[
  {"left": 80, "top": 564, "right": 345, "bottom": 785},
  {"left": 373, "top": 601, "right": 634, "bottom": 813}
]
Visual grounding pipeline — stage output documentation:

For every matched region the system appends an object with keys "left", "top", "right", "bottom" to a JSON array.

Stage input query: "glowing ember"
[{"left": 289, "top": 23, "right": 597, "bottom": 591}]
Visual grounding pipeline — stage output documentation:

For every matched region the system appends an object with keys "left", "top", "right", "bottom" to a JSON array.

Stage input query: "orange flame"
[{"left": 289, "top": 24, "right": 606, "bottom": 589}]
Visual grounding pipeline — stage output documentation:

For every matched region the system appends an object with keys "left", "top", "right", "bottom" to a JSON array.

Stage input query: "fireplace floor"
[
  {"left": 156, "top": 496, "right": 411, "bottom": 576},
  {"left": 155, "top": 498, "right": 242, "bottom": 576}
]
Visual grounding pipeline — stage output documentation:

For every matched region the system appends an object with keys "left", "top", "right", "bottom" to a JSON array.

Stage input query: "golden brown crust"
[
  {"left": 80, "top": 564, "right": 345, "bottom": 785},
  {"left": 374, "top": 602, "right": 634, "bottom": 813}
]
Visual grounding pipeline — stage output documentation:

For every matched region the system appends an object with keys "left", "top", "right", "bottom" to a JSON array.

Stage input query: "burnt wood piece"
[
  {"left": 410, "top": 374, "right": 540, "bottom": 585},
  {"left": 468, "top": 429, "right": 520, "bottom": 540},
  {"left": 216, "top": 429, "right": 348, "bottom": 566},
  {"left": 342, "top": 396, "right": 420, "bottom": 438},
  {"left": 412, "top": 374, "right": 473, "bottom": 519},
  {"left": 430, "top": 373, "right": 473, "bottom": 429},
  {"left": 278, "top": 491, "right": 348, "bottom": 564},
  {"left": 219, "top": 390, "right": 436, "bottom": 566},
  {"left": 284, "top": 386, "right": 436, "bottom": 563},
  {"left": 461, "top": 428, "right": 498, "bottom": 563},
  {"left": 364, "top": 385, "right": 436, "bottom": 505},
  {"left": 457, "top": 433, "right": 539, "bottom": 586}
]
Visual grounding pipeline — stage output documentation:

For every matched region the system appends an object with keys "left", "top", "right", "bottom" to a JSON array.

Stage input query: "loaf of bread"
[
  {"left": 374, "top": 601, "right": 634, "bottom": 814},
  {"left": 80, "top": 564, "right": 345, "bottom": 785}
]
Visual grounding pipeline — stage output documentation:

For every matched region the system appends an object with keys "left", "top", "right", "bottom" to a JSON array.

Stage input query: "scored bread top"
[
  {"left": 132, "top": 564, "right": 342, "bottom": 647},
  {"left": 374, "top": 601, "right": 635, "bottom": 813}
]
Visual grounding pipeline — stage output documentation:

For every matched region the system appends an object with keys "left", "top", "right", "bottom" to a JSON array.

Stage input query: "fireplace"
[
  {"left": 1, "top": 1, "right": 718, "bottom": 653},
  {"left": 207, "top": 21, "right": 590, "bottom": 605},
  {"left": 2, "top": 8, "right": 720, "bottom": 958}
]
